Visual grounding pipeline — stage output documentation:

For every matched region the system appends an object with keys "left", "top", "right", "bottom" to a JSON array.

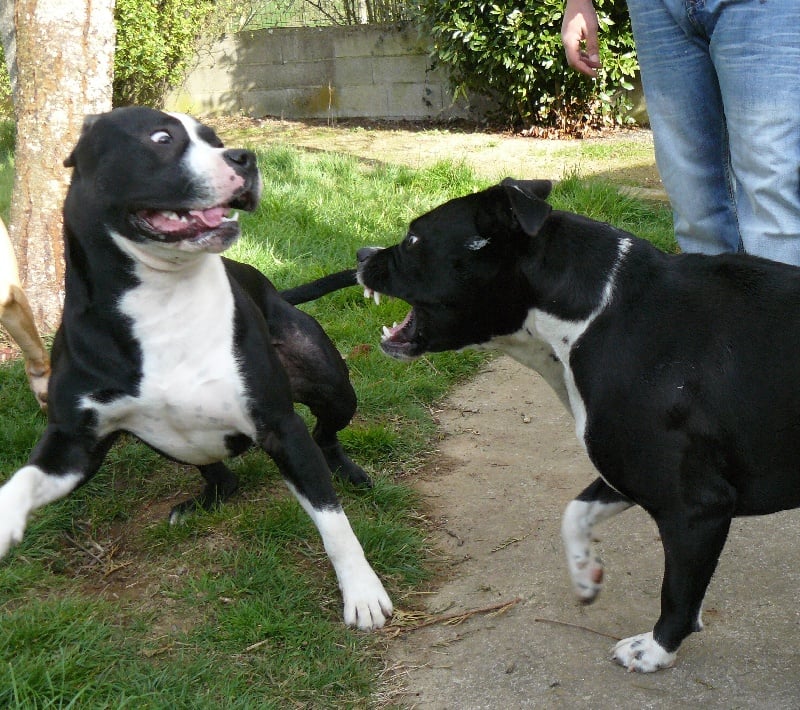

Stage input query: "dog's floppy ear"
[
  {"left": 64, "top": 114, "right": 101, "bottom": 168},
  {"left": 501, "top": 178, "right": 552, "bottom": 200},
  {"left": 501, "top": 178, "right": 553, "bottom": 236}
]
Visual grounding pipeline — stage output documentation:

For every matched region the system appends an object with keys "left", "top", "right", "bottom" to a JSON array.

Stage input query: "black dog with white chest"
[
  {"left": 0, "top": 106, "right": 391, "bottom": 630},
  {"left": 357, "top": 178, "right": 800, "bottom": 669}
]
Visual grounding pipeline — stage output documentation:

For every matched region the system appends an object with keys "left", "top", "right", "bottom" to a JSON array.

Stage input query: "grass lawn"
[{"left": 0, "top": 129, "right": 674, "bottom": 707}]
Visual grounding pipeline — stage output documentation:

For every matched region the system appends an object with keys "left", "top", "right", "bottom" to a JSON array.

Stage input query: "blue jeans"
[{"left": 626, "top": 0, "right": 800, "bottom": 264}]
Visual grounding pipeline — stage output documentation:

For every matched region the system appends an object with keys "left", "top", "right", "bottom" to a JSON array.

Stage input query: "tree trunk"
[{"left": 5, "top": 0, "right": 115, "bottom": 332}]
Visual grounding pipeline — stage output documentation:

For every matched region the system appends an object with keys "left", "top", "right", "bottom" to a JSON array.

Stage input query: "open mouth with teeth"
[
  {"left": 363, "top": 286, "right": 422, "bottom": 360},
  {"left": 130, "top": 182, "right": 261, "bottom": 250},
  {"left": 134, "top": 204, "right": 241, "bottom": 246}
]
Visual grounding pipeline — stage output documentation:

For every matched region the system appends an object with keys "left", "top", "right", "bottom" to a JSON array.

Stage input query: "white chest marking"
[
  {"left": 490, "top": 238, "right": 632, "bottom": 447},
  {"left": 84, "top": 239, "right": 256, "bottom": 464}
]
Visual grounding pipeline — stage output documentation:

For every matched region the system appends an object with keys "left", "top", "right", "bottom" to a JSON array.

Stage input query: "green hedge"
[
  {"left": 416, "top": 0, "right": 638, "bottom": 132},
  {"left": 113, "top": 0, "right": 217, "bottom": 106}
]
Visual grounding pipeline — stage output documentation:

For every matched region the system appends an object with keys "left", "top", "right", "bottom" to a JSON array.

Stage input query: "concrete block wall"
[{"left": 167, "top": 23, "right": 482, "bottom": 121}]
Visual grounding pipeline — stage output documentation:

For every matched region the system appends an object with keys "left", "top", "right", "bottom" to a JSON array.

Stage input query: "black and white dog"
[
  {"left": 0, "top": 106, "right": 391, "bottom": 630},
  {"left": 357, "top": 178, "right": 800, "bottom": 669}
]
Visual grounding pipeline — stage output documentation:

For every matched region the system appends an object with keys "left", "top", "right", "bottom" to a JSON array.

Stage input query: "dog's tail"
[{"left": 280, "top": 268, "right": 358, "bottom": 305}]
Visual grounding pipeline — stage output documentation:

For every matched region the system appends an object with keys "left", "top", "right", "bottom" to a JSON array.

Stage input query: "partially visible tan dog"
[{"left": 0, "top": 216, "right": 50, "bottom": 408}]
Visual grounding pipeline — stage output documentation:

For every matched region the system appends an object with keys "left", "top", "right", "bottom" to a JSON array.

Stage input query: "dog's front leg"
[
  {"left": 0, "top": 428, "right": 112, "bottom": 559},
  {"left": 263, "top": 412, "right": 392, "bottom": 630},
  {"left": 288, "top": 487, "right": 393, "bottom": 629},
  {"left": 612, "top": 495, "right": 735, "bottom": 672},
  {"left": 0, "top": 465, "right": 82, "bottom": 558},
  {"left": 561, "top": 478, "right": 633, "bottom": 602}
]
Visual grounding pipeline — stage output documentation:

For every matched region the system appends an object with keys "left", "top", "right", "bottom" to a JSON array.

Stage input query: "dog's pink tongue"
[
  {"left": 189, "top": 207, "right": 227, "bottom": 228},
  {"left": 145, "top": 211, "right": 184, "bottom": 233}
]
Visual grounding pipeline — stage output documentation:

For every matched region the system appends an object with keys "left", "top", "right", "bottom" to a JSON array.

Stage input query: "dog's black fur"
[
  {"left": 0, "top": 107, "right": 391, "bottom": 630},
  {"left": 357, "top": 178, "right": 800, "bottom": 668}
]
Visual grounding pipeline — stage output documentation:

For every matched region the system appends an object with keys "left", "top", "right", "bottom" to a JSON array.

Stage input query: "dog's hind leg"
[
  {"left": 561, "top": 478, "right": 633, "bottom": 602},
  {"left": 308, "top": 377, "right": 371, "bottom": 488},
  {"left": 0, "top": 285, "right": 51, "bottom": 408},
  {"left": 269, "top": 297, "right": 371, "bottom": 487},
  {"left": 168, "top": 462, "right": 240, "bottom": 524},
  {"left": 226, "top": 259, "right": 371, "bottom": 487}
]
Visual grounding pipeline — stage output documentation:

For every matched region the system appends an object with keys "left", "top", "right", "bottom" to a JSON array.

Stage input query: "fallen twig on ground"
[
  {"left": 382, "top": 597, "right": 523, "bottom": 638},
  {"left": 534, "top": 616, "right": 621, "bottom": 641}
]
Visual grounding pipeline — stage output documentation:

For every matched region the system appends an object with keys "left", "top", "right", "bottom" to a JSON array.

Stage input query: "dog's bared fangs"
[{"left": 379, "top": 308, "right": 417, "bottom": 357}]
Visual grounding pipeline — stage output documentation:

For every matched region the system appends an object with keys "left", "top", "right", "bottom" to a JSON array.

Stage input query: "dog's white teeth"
[
  {"left": 364, "top": 287, "right": 381, "bottom": 304},
  {"left": 382, "top": 325, "right": 392, "bottom": 339},
  {"left": 362, "top": 287, "right": 382, "bottom": 305},
  {"left": 392, "top": 321, "right": 398, "bottom": 328}
]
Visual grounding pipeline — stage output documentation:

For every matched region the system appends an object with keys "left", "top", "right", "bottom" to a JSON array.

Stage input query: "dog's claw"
[{"left": 342, "top": 573, "right": 393, "bottom": 630}]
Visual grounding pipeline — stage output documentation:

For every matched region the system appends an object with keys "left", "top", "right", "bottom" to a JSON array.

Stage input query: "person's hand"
[{"left": 562, "top": 0, "right": 603, "bottom": 77}]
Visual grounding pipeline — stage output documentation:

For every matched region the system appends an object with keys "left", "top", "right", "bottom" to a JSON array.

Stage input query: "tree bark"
[{"left": 4, "top": 0, "right": 115, "bottom": 332}]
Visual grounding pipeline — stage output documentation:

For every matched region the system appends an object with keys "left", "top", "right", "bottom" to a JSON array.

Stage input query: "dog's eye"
[
  {"left": 405, "top": 234, "right": 420, "bottom": 248},
  {"left": 150, "top": 130, "right": 173, "bottom": 145}
]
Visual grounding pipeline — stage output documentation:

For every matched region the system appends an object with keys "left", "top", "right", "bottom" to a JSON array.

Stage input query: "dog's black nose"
[
  {"left": 224, "top": 149, "right": 256, "bottom": 172},
  {"left": 358, "top": 247, "right": 382, "bottom": 264}
]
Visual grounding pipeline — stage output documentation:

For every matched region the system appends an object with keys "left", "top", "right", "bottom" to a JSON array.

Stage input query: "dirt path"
[{"left": 387, "top": 357, "right": 800, "bottom": 709}]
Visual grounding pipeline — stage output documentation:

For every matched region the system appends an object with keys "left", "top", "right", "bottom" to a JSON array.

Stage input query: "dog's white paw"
[
  {"left": 341, "top": 566, "right": 393, "bottom": 630},
  {"left": 0, "top": 516, "right": 26, "bottom": 559},
  {"left": 612, "top": 632, "right": 676, "bottom": 673},
  {"left": 561, "top": 496, "right": 633, "bottom": 603},
  {"left": 561, "top": 501, "right": 605, "bottom": 602},
  {"left": 565, "top": 547, "right": 605, "bottom": 602},
  {"left": 0, "top": 466, "right": 83, "bottom": 560},
  {"left": 293, "top": 503, "right": 393, "bottom": 630},
  {"left": 0, "top": 484, "right": 30, "bottom": 559}
]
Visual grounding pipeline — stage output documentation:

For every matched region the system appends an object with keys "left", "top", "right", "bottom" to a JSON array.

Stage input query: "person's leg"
[
  {"left": 705, "top": 0, "right": 800, "bottom": 265},
  {"left": 626, "top": 0, "right": 740, "bottom": 255}
]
